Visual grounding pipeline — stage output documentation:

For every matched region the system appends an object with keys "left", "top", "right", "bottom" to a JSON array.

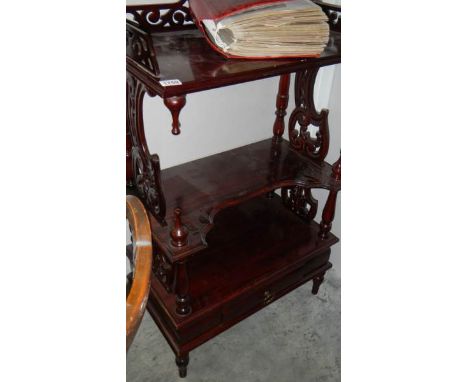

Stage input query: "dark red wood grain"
[
  {"left": 146, "top": 195, "right": 336, "bottom": 354},
  {"left": 126, "top": 27, "right": 340, "bottom": 98},
  {"left": 125, "top": 2, "right": 341, "bottom": 377},
  {"left": 145, "top": 137, "right": 340, "bottom": 262}
]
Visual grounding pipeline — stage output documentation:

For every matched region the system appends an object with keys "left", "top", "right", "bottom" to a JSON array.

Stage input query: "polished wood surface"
[
  {"left": 125, "top": 1, "right": 341, "bottom": 376},
  {"left": 126, "top": 195, "right": 153, "bottom": 351},
  {"left": 142, "top": 137, "right": 340, "bottom": 262},
  {"left": 147, "top": 194, "right": 335, "bottom": 354},
  {"left": 127, "top": 27, "right": 340, "bottom": 98}
]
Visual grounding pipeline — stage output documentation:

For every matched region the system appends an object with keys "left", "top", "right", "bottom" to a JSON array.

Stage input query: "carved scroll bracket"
[
  {"left": 281, "top": 186, "right": 319, "bottom": 222},
  {"left": 126, "top": 0, "right": 193, "bottom": 33},
  {"left": 127, "top": 73, "right": 167, "bottom": 224},
  {"left": 126, "top": 22, "right": 159, "bottom": 75},
  {"left": 288, "top": 66, "right": 330, "bottom": 161},
  {"left": 154, "top": 248, "right": 174, "bottom": 293}
]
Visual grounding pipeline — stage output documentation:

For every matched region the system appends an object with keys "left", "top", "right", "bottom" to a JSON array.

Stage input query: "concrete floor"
[{"left": 127, "top": 268, "right": 340, "bottom": 382}]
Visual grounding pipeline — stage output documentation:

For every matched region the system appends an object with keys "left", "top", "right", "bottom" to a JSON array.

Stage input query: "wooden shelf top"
[
  {"left": 126, "top": 26, "right": 340, "bottom": 98},
  {"left": 144, "top": 138, "right": 340, "bottom": 262}
]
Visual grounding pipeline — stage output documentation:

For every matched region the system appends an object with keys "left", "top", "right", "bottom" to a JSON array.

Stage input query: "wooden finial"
[
  {"left": 164, "top": 95, "right": 186, "bottom": 135},
  {"left": 170, "top": 208, "right": 188, "bottom": 247}
]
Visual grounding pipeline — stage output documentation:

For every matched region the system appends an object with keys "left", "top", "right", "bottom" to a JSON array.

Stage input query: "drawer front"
[{"left": 222, "top": 250, "right": 331, "bottom": 323}]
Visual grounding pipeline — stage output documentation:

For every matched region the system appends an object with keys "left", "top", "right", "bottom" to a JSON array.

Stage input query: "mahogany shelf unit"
[{"left": 126, "top": 0, "right": 341, "bottom": 378}]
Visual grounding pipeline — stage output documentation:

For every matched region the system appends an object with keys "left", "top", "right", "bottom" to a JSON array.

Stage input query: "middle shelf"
[{"left": 148, "top": 137, "right": 340, "bottom": 261}]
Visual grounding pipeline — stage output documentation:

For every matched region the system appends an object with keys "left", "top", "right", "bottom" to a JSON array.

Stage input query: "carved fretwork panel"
[
  {"left": 126, "top": 23, "right": 159, "bottom": 75},
  {"left": 126, "top": 0, "right": 194, "bottom": 33},
  {"left": 154, "top": 248, "right": 174, "bottom": 293},
  {"left": 127, "top": 73, "right": 167, "bottom": 223},
  {"left": 288, "top": 67, "right": 330, "bottom": 162},
  {"left": 281, "top": 186, "right": 318, "bottom": 222}
]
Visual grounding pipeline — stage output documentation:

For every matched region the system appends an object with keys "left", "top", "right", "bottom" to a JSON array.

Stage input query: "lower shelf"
[{"left": 147, "top": 194, "right": 338, "bottom": 355}]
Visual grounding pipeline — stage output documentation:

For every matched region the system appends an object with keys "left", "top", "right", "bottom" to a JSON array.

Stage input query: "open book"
[{"left": 190, "top": 0, "right": 329, "bottom": 59}]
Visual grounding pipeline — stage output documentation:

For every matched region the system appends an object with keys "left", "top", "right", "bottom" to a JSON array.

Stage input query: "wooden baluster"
[
  {"left": 319, "top": 190, "right": 338, "bottom": 239},
  {"left": 174, "top": 261, "right": 191, "bottom": 316},
  {"left": 164, "top": 95, "right": 186, "bottom": 135},
  {"left": 273, "top": 74, "right": 290, "bottom": 140},
  {"left": 170, "top": 208, "right": 188, "bottom": 247}
]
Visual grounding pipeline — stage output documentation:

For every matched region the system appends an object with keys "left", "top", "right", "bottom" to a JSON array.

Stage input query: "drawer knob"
[{"left": 263, "top": 290, "right": 274, "bottom": 305}]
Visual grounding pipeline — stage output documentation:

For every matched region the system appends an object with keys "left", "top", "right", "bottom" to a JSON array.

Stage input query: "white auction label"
[{"left": 160, "top": 79, "right": 182, "bottom": 87}]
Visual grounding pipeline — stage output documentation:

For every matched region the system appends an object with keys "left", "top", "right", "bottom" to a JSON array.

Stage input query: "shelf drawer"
[{"left": 222, "top": 250, "right": 331, "bottom": 323}]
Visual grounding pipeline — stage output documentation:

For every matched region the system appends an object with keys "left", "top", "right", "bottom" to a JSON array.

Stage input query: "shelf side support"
[
  {"left": 127, "top": 73, "right": 167, "bottom": 223},
  {"left": 288, "top": 66, "right": 330, "bottom": 161},
  {"left": 273, "top": 74, "right": 291, "bottom": 140}
]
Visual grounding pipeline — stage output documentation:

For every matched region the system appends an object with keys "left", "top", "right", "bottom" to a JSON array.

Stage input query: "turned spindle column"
[
  {"left": 164, "top": 95, "right": 186, "bottom": 135},
  {"left": 319, "top": 154, "right": 340, "bottom": 238},
  {"left": 272, "top": 74, "right": 290, "bottom": 140},
  {"left": 174, "top": 261, "right": 191, "bottom": 316},
  {"left": 319, "top": 190, "right": 338, "bottom": 239}
]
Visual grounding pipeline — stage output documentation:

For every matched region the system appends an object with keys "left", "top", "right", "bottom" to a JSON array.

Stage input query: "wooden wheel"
[{"left": 126, "top": 195, "right": 153, "bottom": 351}]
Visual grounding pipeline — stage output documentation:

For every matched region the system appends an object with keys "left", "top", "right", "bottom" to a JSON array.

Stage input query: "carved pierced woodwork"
[
  {"left": 126, "top": 23, "right": 159, "bottom": 75},
  {"left": 126, "top": 0, "right": 193, "bottom": 33},
  {"left": 154, "top": 249, "right": 174, "bottom": 293},
  {"left": 127, "top": 73, "right": 167, "bottom": 223},
  {"left": 289, "top": 66, "right": 330, "bottom": 162},
  {"left": 281, "top": 186, "right": 319, "bottom": 222},
  {"left": 126, "top": 2, "right": 341, "bottom": 375}
]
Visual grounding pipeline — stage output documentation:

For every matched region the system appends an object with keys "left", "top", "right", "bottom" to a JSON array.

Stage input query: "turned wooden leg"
[
  {"left": 175, "top": 353, "right": 189, "bottom": 378},
  {"left": 272, "top": 74, "right": 290, "bottom": 140},
  {"left": 312, "top": 273, "right": 325, "bottom": 295}
]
